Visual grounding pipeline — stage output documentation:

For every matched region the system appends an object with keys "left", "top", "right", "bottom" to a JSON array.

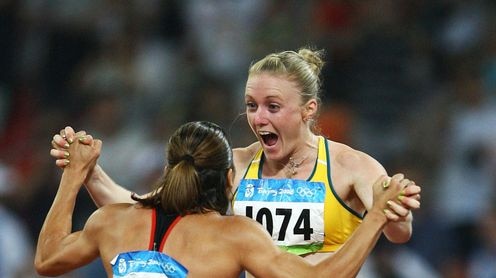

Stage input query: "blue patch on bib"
[
  {"left": 237, "top": 179, "right": 325, "bottom": 203},
  {"left": 111, "top": 250, "right": 188, "bottom": 278}
]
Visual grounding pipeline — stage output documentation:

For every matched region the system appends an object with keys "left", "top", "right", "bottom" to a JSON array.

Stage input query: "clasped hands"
[
  {"left": 374, "top": 174, "right": 421, "bottom": 222},
  {"left": 51, "top": 127, "right": 101, "bottom": 179}
]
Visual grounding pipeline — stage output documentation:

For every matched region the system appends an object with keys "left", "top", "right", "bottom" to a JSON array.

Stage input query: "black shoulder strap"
[{"left": 152, "top": 208, "right": 179, "bottom": 251}]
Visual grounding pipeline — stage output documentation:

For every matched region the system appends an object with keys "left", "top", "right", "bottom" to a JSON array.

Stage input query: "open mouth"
[{"left": 259, "top": 131, "right": 278, "bottom": 147}]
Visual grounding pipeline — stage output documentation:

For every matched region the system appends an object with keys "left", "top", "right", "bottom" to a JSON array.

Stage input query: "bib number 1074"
[{"left": 245, "top": 206, "right": 313, "bottom": 241}]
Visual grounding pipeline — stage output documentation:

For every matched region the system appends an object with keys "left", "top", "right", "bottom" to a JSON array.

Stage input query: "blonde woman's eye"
[
  {"left": 268, "top": 104, "right": 280, "bottom": 111},
  {"left": 246, "top": 102, "right": 257, "bottom": 110}
]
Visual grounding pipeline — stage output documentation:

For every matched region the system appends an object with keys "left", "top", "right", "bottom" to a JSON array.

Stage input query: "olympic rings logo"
[
  {"left": 163, "top": 262, "right": 177, "bottom": 273},
  {"left": 296, "top": 187, "right": 317, "bottom": 198}
]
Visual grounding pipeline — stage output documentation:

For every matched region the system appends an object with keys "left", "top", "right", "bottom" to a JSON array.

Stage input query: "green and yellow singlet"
[{"left": 233, "top": 136, "right": 363, "bottom": 255}]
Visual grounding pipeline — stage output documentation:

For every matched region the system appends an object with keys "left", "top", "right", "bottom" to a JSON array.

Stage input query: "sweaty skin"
[{"left": 37, "top": 136, "right": 420, "bottom": 277}]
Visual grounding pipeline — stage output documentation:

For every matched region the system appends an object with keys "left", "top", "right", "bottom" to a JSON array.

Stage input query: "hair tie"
[{"left": 181, "top": 154, "right": 195, "bottom": 165}]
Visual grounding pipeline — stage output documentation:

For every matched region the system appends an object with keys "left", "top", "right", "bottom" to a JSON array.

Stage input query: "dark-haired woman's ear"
[{"left": 226, "top": 169, "right": 235, "bottom": 197}]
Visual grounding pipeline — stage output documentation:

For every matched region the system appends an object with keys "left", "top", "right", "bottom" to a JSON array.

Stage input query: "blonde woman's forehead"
[{"left": 245, "top": 73, "right": 300, "bottom": 96}]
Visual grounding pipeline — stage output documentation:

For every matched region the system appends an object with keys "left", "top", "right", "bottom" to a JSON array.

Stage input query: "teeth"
[{"left": 259, "top": 131, "right": 270, "bottom": 135}]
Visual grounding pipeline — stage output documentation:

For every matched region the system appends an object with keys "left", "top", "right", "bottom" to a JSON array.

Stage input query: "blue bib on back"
[{"left": 111, "top": 250, "right": 188, "bottom": 278}]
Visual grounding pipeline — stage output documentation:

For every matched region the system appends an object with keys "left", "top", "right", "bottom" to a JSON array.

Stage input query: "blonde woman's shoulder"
[
  {"left": 233, "top": 142, "right": 260, "bottom": 166},
  {"left": 327, "top": 140, "right": 379, "bottom": 171}
]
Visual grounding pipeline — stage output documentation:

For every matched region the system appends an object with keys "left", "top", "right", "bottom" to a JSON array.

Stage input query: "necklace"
[{"left": 285, "top": 156, "right": 307, "bottom": 177}]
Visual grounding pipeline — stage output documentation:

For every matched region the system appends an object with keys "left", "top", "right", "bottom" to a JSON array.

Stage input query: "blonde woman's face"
[{"left": 244, "top": 73, "right": 306, "bottom": 160}]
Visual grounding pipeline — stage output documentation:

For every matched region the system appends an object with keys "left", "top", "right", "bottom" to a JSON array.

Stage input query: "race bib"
[
  {"left": 234, "top": 179, "right": 325, "bottom": 253},
  {"left": 111, "top": 250, "right": 188, "bottom": 278}
]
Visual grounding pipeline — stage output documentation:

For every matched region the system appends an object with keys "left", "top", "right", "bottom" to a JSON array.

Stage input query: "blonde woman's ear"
[{"left": 303, "top": 99, "right": 318, "bottom": 122}]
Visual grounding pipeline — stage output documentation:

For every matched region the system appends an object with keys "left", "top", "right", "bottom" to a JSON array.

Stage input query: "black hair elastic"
[{"left": 181, "top": 154, "right": 195, "bottom": 165}]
